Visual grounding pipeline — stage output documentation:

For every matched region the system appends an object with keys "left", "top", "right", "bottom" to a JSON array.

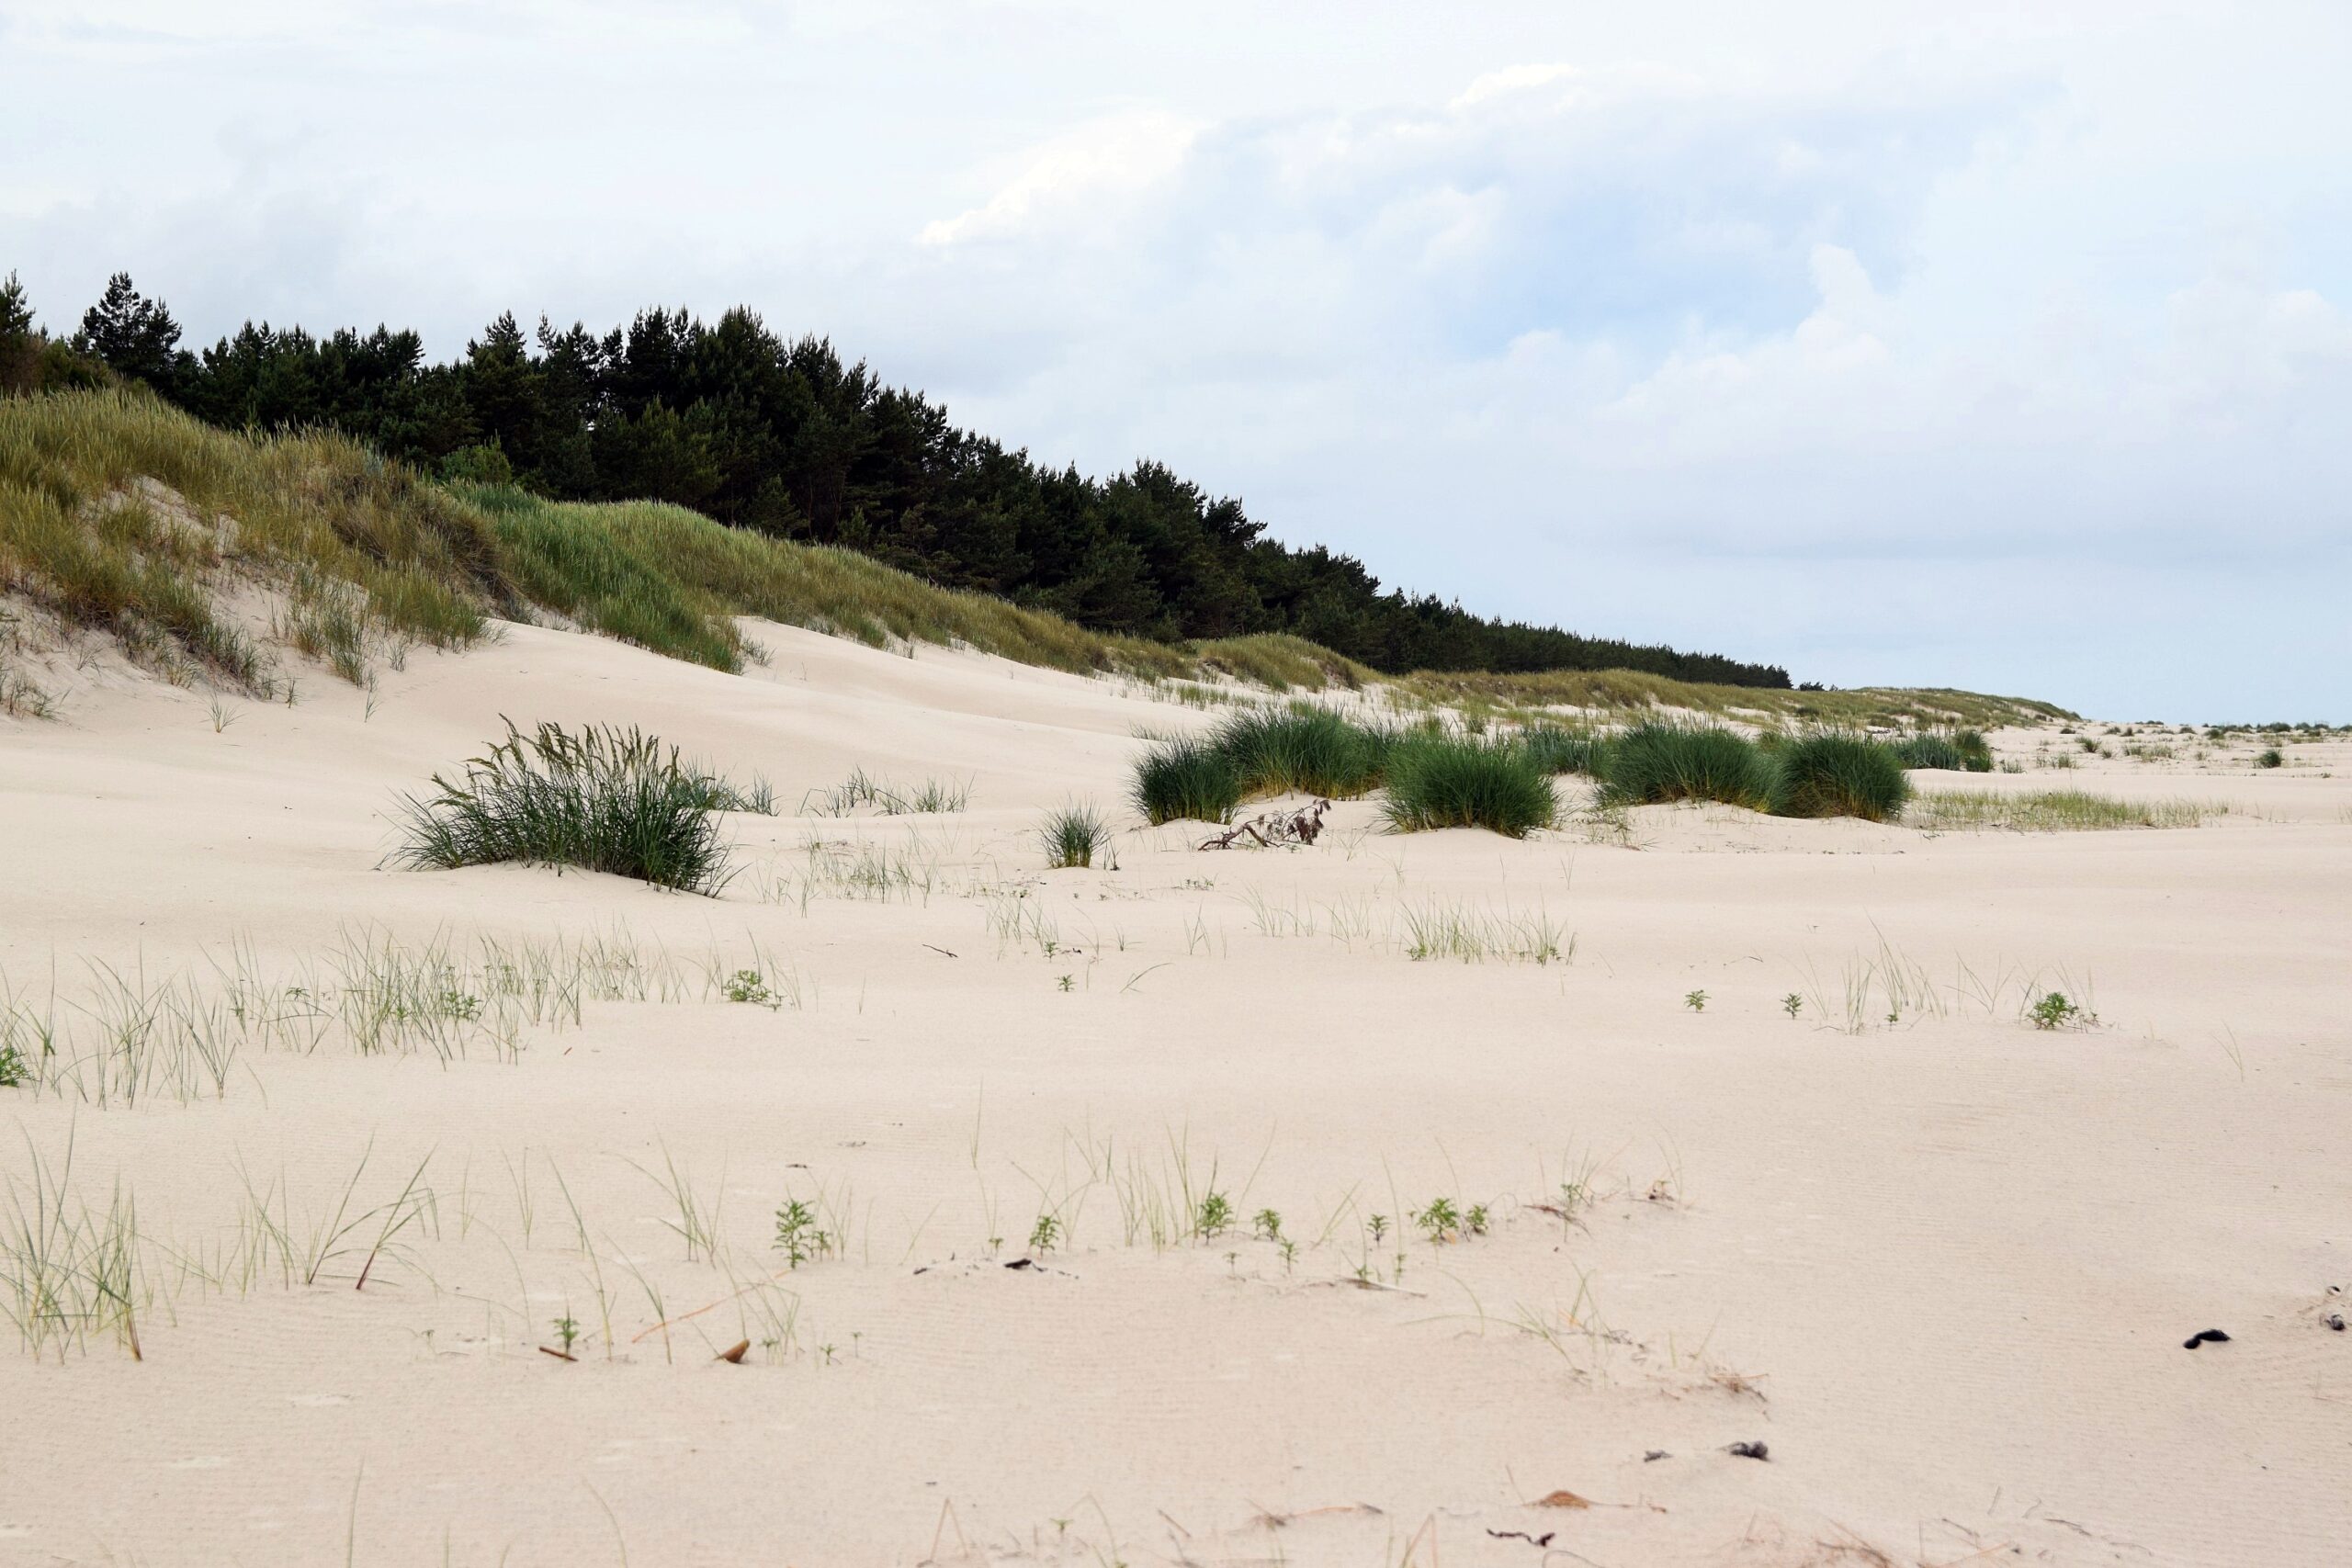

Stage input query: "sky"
[{"left": 4, "top": 0, "right": 2346, "bottom": 719}]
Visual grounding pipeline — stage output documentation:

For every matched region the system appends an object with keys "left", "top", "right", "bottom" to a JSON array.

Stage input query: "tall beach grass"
[
  {"left": 1130, "top": 735, "right": 1244, "bottom": 825},
  {"left": 1208, "top": 706, "right": 1390, "bottom": 799},
  {"left": 1600, "top": 722, "right": 1774, "bottom": 810},
  {"left": 1768, "top": 732, "right": 1912, "bottom": 821},
  {"left": 1382, "top": 738, "right": 1557, "bottom": 837},
  {"left": 391, "top": 720, "right": 743, "bottom": 893}
]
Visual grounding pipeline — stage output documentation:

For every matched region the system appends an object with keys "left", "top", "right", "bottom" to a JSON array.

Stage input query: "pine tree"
[
  {"left": 0, "top": 270, "right": 37, "bottom": 392},
  {"left": 0, "top": 271, "right": 31, "bottom": 341},
  {"left": 75, "top": 272, "right": 188, "bottom": 389}
]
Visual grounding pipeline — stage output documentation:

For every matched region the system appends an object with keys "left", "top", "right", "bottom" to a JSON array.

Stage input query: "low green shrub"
[
  {"left": 1131, "top": 735, "right": 1244, "bottom": 825},
  {"left": 391, "top": 720, "right": 742, "bottom": 893},
  {"left": 1600, "top": 722, "right": 1772, "bottom": 809},
  {"left": 1383, "top": 738, "right": 1557, "bottom": 838},
  {"left": 2256, "top": 748, "right": 2283, "bottom": 769},
  {"left": 1767, "top": 732, "right": 1912, "bottom": 821}
]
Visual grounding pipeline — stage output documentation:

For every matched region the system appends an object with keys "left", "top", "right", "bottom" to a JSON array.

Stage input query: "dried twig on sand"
[{"left": 1198, "top": 799, "right": 1331, "bottom": 850}]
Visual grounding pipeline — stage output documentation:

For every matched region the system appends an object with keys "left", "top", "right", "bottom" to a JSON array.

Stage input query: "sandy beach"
[{"left": 4, "top": 617, "right": 2346, "bottom": 1567}]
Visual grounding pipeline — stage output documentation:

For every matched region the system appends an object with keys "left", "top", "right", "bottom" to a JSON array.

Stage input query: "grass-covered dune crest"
[{"left": 4, "top": 388, "right": 2065, "bottom": 731}]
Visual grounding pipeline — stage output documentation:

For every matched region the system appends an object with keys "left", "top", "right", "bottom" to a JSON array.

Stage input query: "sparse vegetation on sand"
[
  {"left": 1381, "top": 737, "right": 1557, "bottom": 837},
  {"left": 1, "top": 927, "right": 755, "bottom": 1107},
  {"left": 391, "top": 720, "right": 747, "bottom": 893},
  {"left": 1600, "top": 722, "right": 1774, "bottom": 810},
  {"left": 1130, "top": 734, "right": 1245, "bottom": 825},
  {"left": 800, "top": 766, "right": 968, "bottom": 818},
  {"left": 1767, "top": 732, "right": 1912, "bottom": 822},
  {"left": 1906, "top": 790, "right": 2228, "bottom": 832},
  {"left": 1039, "top": 804, "right": 1113, "bottom": 869},
  {"left": 1397, "top": 899, "right": 1570, "bottom": 963}
]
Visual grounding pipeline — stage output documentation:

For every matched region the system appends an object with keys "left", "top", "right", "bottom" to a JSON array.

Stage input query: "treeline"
[{"left": 3, "top": 271, "right": 1791, "bottom": 686}]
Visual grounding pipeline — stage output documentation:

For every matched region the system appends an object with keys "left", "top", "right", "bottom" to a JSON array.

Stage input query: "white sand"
[{"left": 2, "top": 620, "right": 2346, "bottom": 1567}]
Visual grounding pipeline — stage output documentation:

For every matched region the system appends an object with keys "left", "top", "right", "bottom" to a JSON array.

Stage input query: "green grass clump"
[
  {"left": 1516, "top": 725, "right": 1611, "bottom": 776},
  {"left": 1382, "top": 738, "right": 1556, "bottom": 837},
  {"left": 1600, "top": 722, "right": 1772, "bottom": 809},
  {"left": 1768, "top": 732, "right": 1912, "bottom": 821},
  {"left": 391, "top": 720, "right": 742, "bottom": 893},
  {"left": 1131, "top": 735, "right": 1243, "bottom": 825},
  {"left": 1891, "top": 729, "right": 1994, "bottom": 772},
  {"left": 2256, "top": 748, "right": 2283, "bottom": 769},
  {"left": 1039, "top": 803, "right": 1112, "bottom": 868},
  {"left": 1208, "top": 706, "right": 1389, "bottom": 799}
]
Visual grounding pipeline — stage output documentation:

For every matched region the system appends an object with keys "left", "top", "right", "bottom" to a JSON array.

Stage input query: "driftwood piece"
[{"left": 1198, "top": 798, "right": 1332, "bottom": 851}]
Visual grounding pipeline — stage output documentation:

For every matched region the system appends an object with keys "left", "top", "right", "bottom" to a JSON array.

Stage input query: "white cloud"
[
  {"left": 1450, "top": 62, "right": 1579, "bottom": 110},
  {"left": 919, "top": 110, "right": 1201, "bottom": 246}
]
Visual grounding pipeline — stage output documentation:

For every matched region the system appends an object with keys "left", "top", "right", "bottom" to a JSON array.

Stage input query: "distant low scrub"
[
  {"left": 1891, "top": 729, "right": 1994, "bottom": 772},
  {"left": 1600, "top": 722, "right": 1774, "bottom": 810},
  {"left": 1383, "top": 738, "right": 1557, "bottom": 838},
  {"left": 1131, "top": 734, "right": 1243, "bottom": 825},
  {"left": 1516, "top": 725, "right": 1611, "bottom": 777},
  {"left": 1768, "top": 732, "right": 1912, "bottom": 821},
  {"left": 391, "top": 720, "right": 745, "bottom": 893}
]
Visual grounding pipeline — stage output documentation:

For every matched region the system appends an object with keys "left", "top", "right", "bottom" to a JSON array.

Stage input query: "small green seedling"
[
  {"left": 1412, "top": 1197, "right": 1462, "bottom": 1244},
  {"left": 1252, "top": 1208, "right": 1283, "bottom": 1242},
  {"left": 1027, "top": 1213, "right": 1061, "bottom": 1255},
  {"left": 1781, "top": 993, "right": 1804, "bottom": 1019},
  {"left": 1366, "top": 1213, "right": 1389, "bottom": 1243},
  {"left": 552, "top": 1314, "right": 581, "bottom": 1357},
  {"left": 1195, "top": 1190, "right": 1234, "bottom": 1238},
  {"left": 775, "top": 1199, "right": 831, "bottom": 1267},
  {"left": 1056, "top": 974, "right": 1074, "bottom": 992},
  {"left": 1465, "top": 1203, "right": 1489, "bottom": 1236},
  {"left": 1684, "top": 989, "right": 1709, "bottom": 1012},
  {"left": 2029, "top": 991, "right": 2082, "bottom": 1031},
  {"left": 725, "top": 969, "right": 778, "bottom": 1007},
  {"left": 0, "top": 1042, "right": 26, "bottom": 1089}
]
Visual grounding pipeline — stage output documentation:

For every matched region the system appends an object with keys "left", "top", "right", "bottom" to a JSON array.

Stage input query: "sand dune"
[{"left": 3, "top": 618, "right": 2347, "bottom": 1567}]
